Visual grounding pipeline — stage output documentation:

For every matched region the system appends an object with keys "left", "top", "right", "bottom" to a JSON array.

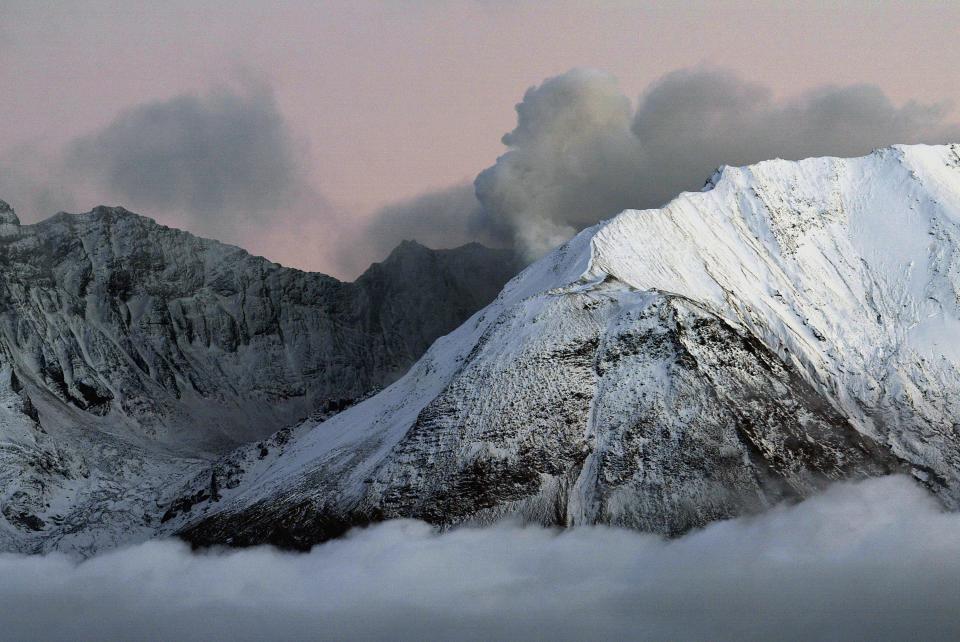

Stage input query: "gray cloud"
[
  {"left": 5, "top": 66, "right": 959, "bottom": 278},
  {"left": 339, "top": 182, "right": 512, "bottom": 277},
  {"left": 66, "top": 81, "right": 303, "bottom": 220},
  {"left": 1, "top": 476, "right": 959, "bottom": 641},
  {"left": 472, "top": 68, "right": 960, "bottom": 258},
  {"left": 0, "top": 81, "right": 359, "bottom": 278}
]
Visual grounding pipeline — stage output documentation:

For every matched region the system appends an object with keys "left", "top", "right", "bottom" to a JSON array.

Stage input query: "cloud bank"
[
  {"left": 337, "top": 182, "right": 512, "bottom": 278},
  {"left": 2, "top": 67, "right": 958, "bottom": 277},
  {"left": 1, "top": 476, "right": 959, "bottom": 641},
  {"left": 0, "top": 80, "right": 361, "bottom": 278},
  {"left": 471, "top": 68, "right": 960, "bottom": 257},
  {"left": 66, "top": 81, "right": 302, "bottom": 219}
]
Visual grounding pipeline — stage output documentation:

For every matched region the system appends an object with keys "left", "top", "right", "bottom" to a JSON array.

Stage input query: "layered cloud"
[{"left": 1, "top": 476, "right": 959, "bottom": 641}]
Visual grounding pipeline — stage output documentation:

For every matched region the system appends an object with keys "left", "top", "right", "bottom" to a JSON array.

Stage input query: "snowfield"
[{"left": 175, "top": 144, "right": 960, "bottom": 548}]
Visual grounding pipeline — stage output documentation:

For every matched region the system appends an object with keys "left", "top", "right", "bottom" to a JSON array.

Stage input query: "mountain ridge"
[
  {"left": 0, "top": 202, "right": 523, "bottom": 554},
  {"left": 5, "top": 144, "right": 960, "bottom": 555},
  {"left": 170, "top": 143, "right": 960, "bottom": 548}
]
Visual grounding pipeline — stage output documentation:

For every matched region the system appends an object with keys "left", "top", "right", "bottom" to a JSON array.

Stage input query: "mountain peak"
[
  {"left": 177, "top": 142, "right": 960, "bottom": 550},
  {"left": 0, "top": 209, "right": 524, "bottom": 554},
  {"left": 0, "top": 199, "right": 20, "bottom": 233},
  {"left": 86, "top": 204, "right": 151, "bottom": 222},
  {"left": 389, "top": 239, "right": 430, "bottom": 256}
]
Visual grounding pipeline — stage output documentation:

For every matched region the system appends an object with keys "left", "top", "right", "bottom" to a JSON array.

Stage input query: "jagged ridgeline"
[
  {"left": 6, "top": 144, "right": 960, "bottom": 556},
  {"left": 0, "top": 200, "right": 522, "bottom": 554},
  {"left": 173, "top": 144, "right": 960, "bottom": 549},
  {"left": 0, "top": 201, "right": 522, "bottom": 447}
]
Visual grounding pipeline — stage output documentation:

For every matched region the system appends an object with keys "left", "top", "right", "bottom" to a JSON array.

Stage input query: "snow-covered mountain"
[
  {"left": 171, "top": 144, "right": 960, "bottom": 549},
  {"left": 6, "top": 144, "right": 960, "bottom": 556},
  {"left": 0, "top": 202, "right": 522, "bottom": 554}
]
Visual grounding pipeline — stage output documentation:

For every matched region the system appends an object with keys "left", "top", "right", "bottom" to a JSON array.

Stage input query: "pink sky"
[{"left": 2, "top": 1, "right": 958, "bottom": 276}]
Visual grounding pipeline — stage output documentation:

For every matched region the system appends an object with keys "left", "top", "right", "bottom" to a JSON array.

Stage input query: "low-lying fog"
[{"left": 2, "top": 475, "right": 958, "bottom": 641}]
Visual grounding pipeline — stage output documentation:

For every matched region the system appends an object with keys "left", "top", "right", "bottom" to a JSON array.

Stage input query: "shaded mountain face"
[
  {"left": 0, "top": 204, "right": 523, "bottom": 449},
  {"left": 173, "top": 144, "right": 960, "bottom": 549},
  {"left": 0, "top": 203, "right": 523, "bottom": 553}
]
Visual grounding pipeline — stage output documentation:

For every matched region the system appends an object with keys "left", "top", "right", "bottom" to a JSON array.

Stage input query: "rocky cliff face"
[
  {"left": 7, "top": 144, "right": 960, "bottom": 556},
  {"left": 171, "top": 144, "right": 960, "bottom": 549},
  {"left": 0, "top": 202, "right": 523, "bottom": 553},
  {"left": 0, "top": 204, "right": 521, "bottom": 449}
]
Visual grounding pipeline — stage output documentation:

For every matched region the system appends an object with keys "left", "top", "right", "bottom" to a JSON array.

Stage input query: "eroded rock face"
[
  {"left": 0, "top": 203, "right": 523, "bottom": 553},
  {"left": 0, "top": 205, "right": 522, "bottom": 449},
  {"left": 174, "top": 144, "right": 960, "bottom": 549},
  {"left": 8, "top": 145, "right": 960, "bottom": 555},
  {"left": 0, "top": 199, "right": 19, "bottom": 236}
]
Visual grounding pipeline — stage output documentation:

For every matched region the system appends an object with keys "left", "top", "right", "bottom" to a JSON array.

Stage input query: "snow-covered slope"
[
  {"left": 0, "top": 203, "right": 522, "bottom": 554},
  {"left": 176, "top": 144, "right": 960, "bottom": 547}
]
